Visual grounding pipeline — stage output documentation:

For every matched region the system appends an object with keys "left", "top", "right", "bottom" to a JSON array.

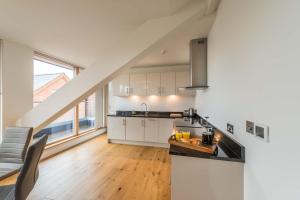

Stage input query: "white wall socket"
[{"left": 254, "top": 123, "right": 269, "bottom": 142}]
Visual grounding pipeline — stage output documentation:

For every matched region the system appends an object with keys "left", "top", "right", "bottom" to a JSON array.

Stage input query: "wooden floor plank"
[{"left": 24, "top": 134, "right": 171, "bottom": 200}]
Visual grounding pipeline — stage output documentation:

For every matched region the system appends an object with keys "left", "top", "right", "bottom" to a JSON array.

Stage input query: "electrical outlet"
[
  {"left": 246, "top": 121, "right": 254, "bottom": 134},
  {"left": 255, "top": 123, "right": 269, "bottom": 142},
  {"left": 227, "top": 123, "right": 234, "bottom": 134}
]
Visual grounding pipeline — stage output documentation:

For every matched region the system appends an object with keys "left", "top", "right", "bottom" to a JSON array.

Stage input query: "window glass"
[
  {"left": 34, "top": 108, "right": 75, "bottom": 143},
  {"left": 33, "top": 59, "right": 75, "bottom": 143},
  {"left": 78, "top": 93, "right": 96, "bottom": 132},
  {"left": 33, "top": 59, "right": 74, "bottom": 106}
]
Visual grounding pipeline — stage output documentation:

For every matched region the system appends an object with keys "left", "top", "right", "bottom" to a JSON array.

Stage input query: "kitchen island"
[{"left": 170, "top": 116, "right": 245, "bottom": 200}]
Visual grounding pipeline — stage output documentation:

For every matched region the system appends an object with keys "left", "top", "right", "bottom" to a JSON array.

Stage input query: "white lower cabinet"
[
  {"left": 107, "top": 117, "right": 126, "bottom": 140},
  {"left": 158, "top": 118, "right": 174, "bottom": 143},
  {"left": 108, "top": 117, "right": 174, "bottom": 145},
  {"left": 145, "top": 118, "right": 159, "bottom": 142},
  {"left": 171, "top": 155, "right": 244, "bottom": 200},
  {"left": 125, "top": 117, "right": 145, "bottom": 142}
]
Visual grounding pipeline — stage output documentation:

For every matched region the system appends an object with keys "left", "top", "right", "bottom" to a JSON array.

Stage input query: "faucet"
[{"left": 141, "top": 102, "right": 148, "bottom": 116}]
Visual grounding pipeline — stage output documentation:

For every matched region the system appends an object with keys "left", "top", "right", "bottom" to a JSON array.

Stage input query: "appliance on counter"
[
  {"left": 202, "top": 127, "right": 215, "bottom": 145},
  {"left": 183, "top": 110, "right": 189, "bottom": 117},
  {"left": 182, "top": 38, "right": 208, "bottom": 90},
  {"left": 175, "top": 115, "right": 215, "bottom": 146},
  {"left": 183, "top": 108, "right": 197, "bottom": 117},
  {"left": 188, "top": 108, "right": 197, "bottom": 117}
]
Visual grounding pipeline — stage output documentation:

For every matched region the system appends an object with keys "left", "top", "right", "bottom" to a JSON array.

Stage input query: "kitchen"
[
  {"left": 107, "top": 38, "right": 245, "bottom": 200},
  {"left": 0, "top": 1, "right": 299, "bottom": 200}
]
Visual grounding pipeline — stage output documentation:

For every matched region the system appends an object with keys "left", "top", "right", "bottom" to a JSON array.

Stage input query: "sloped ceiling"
[
  {"left": 0, "top": 0, "right": 216, "bottom": 68},
  {"left": 133, "top": 14, "right": 216, "bottom": 67}
]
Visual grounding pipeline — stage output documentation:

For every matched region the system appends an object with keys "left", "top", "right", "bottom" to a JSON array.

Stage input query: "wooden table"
[{"left": 0, "top": 173, "right": 18, "bottom": 186}]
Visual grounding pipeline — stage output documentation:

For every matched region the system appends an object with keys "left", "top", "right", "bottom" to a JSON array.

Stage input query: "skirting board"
[
  {"left": 108, "top": 139, "right": 169, "bottom": 148},
  {"left": 42, "top": 128, "right": 106, "bottom": 160}
]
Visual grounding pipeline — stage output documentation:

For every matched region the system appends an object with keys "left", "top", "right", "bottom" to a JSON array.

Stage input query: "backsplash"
[{"left": 108, "top": 95, "right": 195, "bottom": 114}]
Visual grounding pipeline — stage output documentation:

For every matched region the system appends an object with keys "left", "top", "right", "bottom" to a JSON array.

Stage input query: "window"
[
  {"left": 34, "top": 108, "right": 76, "bottom": 143},
  {"left": 33, "top": 59, "right": 74, "bottom": 107},
  {"left": 33, "top": 53, "right": 100, "bottom": 144},
  {"left": 33, "top": 55, "right": 76, "bottom": 143},
  {"left": 78, "top": 93, "right": 96, "bottom": 133}
]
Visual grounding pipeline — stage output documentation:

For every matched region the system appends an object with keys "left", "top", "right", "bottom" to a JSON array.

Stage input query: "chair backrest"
[
  {"left": 0, "top": 127, "right": 33, "bottom": 164},
  {"left": 14, "top": 135, "right": 48, "bottom": 200}
]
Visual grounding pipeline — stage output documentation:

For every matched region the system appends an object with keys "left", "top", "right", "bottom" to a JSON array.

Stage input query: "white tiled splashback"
[{"left": 108, "top": 95, "right": 195, "bottom": 114}]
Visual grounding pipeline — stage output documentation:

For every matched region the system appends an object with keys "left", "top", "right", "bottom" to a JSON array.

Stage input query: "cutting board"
[
  {"left": 169, "top": 113, "right": 182, "bottom": 118},
  {"left": 168, "top": 135, "right": 216, "bottom": 155}
]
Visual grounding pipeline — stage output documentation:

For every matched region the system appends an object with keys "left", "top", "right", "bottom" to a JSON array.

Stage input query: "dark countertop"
[
  {"left": 107, "top": 111, "right": 183, "bottom": 119},
  {"left": 174, "top": 117, "right": 202, "bottom": 128},
  {"left": 170, "top": 115, "right": 245, "bottom": 163}
]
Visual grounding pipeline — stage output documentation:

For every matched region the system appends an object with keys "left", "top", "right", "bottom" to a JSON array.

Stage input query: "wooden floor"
[{"left": 3, "top": 134, "right": 171, "bottom": 200}]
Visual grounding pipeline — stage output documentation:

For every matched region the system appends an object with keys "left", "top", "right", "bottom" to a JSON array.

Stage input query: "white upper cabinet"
[
  {"left": 130, "top": 73, "right": 147, "bottom": 96},
  {"left": 111, "top": 67, "right": 192, "bottom": 96},
  {"left": 111, "top": 74, "right": 130, "bottom": 96},
  {"left": 147, "top": 72, "right": 161, "bottom": 96},
  {"left": 161, "top": 72, "right": 176, "bottom": 96},
  {"left": 176, "top": 71, "right": 195, "bottom": 96}
]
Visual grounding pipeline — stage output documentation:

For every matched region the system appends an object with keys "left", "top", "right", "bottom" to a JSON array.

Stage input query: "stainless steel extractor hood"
[{"left": 184, "top": 38, "right": 208, "bottom": 90}]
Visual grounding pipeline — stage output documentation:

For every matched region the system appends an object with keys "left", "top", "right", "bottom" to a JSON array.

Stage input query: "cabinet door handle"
[{"left": 123, "top": 119, "right": 126, "bottom": 126}]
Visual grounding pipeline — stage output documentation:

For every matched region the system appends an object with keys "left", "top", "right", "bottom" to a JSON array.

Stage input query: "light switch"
[{"left": 227, "top": 123, "right": 234, "bottom": 134}]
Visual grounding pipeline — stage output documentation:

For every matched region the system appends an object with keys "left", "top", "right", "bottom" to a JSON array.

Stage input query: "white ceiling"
[
  {"left": 0, "top": 0, "right": 216, "bottom": 68},
  {"left": 133, "top": 14, "right": 216, "bottom": 67}
]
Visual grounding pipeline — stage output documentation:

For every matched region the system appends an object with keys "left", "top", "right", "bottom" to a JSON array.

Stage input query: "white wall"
[
  {"left": 109, "top": 95, "right": 194, "bottom": 114},
  {"left": 1, "top": 40, "right": 33, "bottom": 132},
  {"left": 194, "top": 1, "right": 300, "bottom": 200}
]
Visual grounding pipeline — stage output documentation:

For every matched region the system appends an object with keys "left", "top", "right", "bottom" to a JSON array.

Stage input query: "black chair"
[{"left": 0, "top": 135, "right": 48, "bottom": 200}]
